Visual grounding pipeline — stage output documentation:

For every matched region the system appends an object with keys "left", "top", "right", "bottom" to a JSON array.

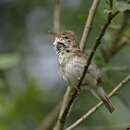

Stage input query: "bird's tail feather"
[{"left": 91, "top": 86, "right": 115, "bottom": 113}]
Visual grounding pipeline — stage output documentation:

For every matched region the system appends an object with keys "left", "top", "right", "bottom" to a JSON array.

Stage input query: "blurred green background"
[{"left": 0, "top": 0, "right": 130, "bottom": 130}]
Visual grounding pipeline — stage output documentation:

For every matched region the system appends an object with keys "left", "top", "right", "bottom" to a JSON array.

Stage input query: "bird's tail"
[{"left": 91, "top": 86, "right": 115, "bottom": 113}]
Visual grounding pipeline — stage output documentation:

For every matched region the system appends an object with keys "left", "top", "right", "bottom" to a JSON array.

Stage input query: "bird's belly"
[{"left": 63, "top": 60, "right": 97, "bottom": 87}]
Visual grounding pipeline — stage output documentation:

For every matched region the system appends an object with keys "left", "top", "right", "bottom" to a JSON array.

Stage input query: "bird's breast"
[
  {"left": 59, "top": 55, "right": 101, "bottom": 87},
  {"left": 61, "top": 56, "right": 86, "bottom": 85}
]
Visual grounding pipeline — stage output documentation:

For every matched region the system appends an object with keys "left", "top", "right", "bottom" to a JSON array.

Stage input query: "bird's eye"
[
  {"left": 64, "top": 36, "right": 68, "bottom": 39},
  {"left": 66, "top": 49, "right": 70, "bottom": 53}
]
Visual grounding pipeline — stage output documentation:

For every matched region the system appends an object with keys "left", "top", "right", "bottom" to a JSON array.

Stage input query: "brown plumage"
[{"left": 52, "top": 30, "right": 115, "bottom": 113}]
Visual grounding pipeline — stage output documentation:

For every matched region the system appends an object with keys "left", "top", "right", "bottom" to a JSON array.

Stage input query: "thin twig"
[
  {"left": 66, "top": 74, "right": 130, "bottom": 130},
  {"left": 54, "top": 0, "right": 61, "bottom": 32},
  {"left": 80, "top": 0, "right": 100, "bottom": 51}
]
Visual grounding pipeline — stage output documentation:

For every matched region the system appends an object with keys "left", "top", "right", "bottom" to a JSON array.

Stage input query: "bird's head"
[{"left": 50, "top": 30, "right": 79, "bottom": 54}]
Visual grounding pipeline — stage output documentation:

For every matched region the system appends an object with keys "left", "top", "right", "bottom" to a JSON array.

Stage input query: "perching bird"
[{"left": 51, "top": 30, "right": 115, "bottom": 113}]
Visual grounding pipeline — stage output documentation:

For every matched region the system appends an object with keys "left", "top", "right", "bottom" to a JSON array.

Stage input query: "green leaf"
[{"left": 115, "top": 0, "right": 130, "bottom": 11}]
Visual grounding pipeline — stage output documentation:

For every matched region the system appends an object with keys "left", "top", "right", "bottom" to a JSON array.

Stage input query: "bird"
[{"left": 51, "top": 30, "right": 115, "bottom": 113}]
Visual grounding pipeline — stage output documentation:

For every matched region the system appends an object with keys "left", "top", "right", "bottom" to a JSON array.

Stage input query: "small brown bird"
[{"left": 51, "top": 30, "right": 115, "bottom": 113}]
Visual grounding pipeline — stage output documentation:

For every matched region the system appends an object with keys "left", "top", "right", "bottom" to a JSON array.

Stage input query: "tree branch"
[
  {"left": 80, "top": 0, "right": 100, "bottom": 51},
  {"left": 66, "top": 74, "right": 130, "bottom": 130}
]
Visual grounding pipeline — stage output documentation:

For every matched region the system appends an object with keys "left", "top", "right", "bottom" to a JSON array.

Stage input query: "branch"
[
  {"left": 80, "top": 0, "right": 100, "bottom": 51},
  {"left": 66, "top": 74, "right": 130, "bottom": 130},
  {"left": 53, "top": 0, "right": 61, "bottom": 32}
]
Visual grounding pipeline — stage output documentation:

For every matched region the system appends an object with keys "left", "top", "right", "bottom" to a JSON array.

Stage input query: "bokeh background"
[{"left": 0, "top": 0, "right": 130, "bottom": 130}]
